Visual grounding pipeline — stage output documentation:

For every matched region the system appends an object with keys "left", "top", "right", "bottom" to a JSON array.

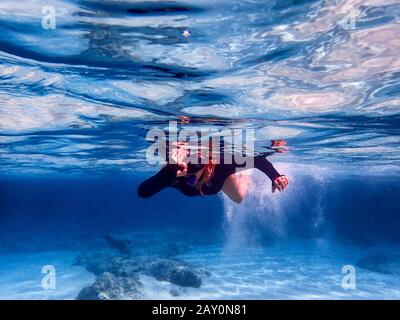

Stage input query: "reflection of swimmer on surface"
[{"left": 138, "top": 140, "right": 289, "bottom": 203}]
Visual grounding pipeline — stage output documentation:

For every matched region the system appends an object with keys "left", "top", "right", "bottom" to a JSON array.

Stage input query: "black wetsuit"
[{"left": 137, "top": 154, "right": 281, "bottom": 198}]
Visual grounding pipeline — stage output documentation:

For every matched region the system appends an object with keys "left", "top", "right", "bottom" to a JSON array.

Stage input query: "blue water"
[{"left": 1, "top": 0, "right": 400, "bottom": 299}]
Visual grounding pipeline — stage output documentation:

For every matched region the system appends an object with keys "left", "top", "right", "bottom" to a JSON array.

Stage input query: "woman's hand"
[
  {"left": 176, "top": 162, "right": 188, "bottom": 177},
  {"left": 170, "top": 141, "right": 189, "bottom": 177},
  {"left": 272, "top": 175, "right": 289, "bottom": 193}
]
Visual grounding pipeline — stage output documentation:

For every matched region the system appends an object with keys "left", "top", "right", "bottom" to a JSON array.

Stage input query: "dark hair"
[{"left": 187, "top": 163, "right": 204, "bottom": 174}]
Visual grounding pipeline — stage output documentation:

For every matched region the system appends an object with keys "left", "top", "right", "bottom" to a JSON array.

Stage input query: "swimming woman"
[{"left": 137, "top": 141, "right": 289, "bottom": 203}]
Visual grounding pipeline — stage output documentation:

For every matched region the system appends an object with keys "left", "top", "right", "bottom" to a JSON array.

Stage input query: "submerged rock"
[
  {"left": 75, "top": 251, "right": 119, "bottom": 275},
  {"left": 169, "top": 288, "right": 181, "bottom": 297},
  {"left": 105, "top": 235, "right": 133, "bottom": 256},
  {"left": 356, "top": 251, "right": 400, "bottom": 276},
  {"left": 75, "top": 235, "right": 211, "bottom": 299},
  {"left": 107, "top": 256, "right": 149, "bottom": 277},
  {"left": 145, "top": 259, "right": 209, "bottom": 288},
  {"left": 169, "top": 266, "right": 202, "bottom": 288},
  {"left": 77, "top": 272, "right": 143, "bottom": 300}
]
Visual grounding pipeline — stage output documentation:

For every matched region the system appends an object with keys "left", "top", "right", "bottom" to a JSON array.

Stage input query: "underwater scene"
[{"left": 0, "top": 0, "right": 400, "bottom": 300}]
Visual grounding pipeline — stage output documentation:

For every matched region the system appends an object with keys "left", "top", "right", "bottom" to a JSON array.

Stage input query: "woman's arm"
[
  {"left": 137, "top": 164, "right": 181, "bottom": 198},
  {"left": 254, "top": 156, "right": 288, "bottom": 192},
  {"left": 254, "top": 156, "right": 281, "bottom": 181},
  {"left": 229, "top": 153, "right": 288, "bottom": 192}
]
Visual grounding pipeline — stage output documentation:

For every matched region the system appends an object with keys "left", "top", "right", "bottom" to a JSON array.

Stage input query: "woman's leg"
[{"left": 222, "top": 170, "right": 251, "bottom": 203}]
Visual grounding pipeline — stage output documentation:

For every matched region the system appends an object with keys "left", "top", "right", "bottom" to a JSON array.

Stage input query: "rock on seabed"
[
  {"left": 75, "top": 250, "right": 211, "bottom": 299},
  {"left": 77, "top": 272, "right": 143, "bottom": 300}
]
